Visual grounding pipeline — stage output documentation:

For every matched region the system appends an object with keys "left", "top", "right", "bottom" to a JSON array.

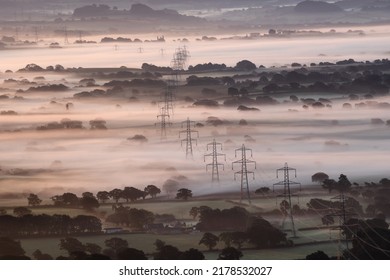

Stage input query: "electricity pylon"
[
  {"left": 159, "top": 85, "right": 175, "bottom": 117},
  {"left": 331, "top": 191, "right": 357, "bottom": 259},
  {"left": 179, "top": 118, "right": 199, "bottom": 158},
  {"left": 232, "top": 144, "right": 256, "bottom": 204},
  {"left": 156, "top": 106, "right": 171, "bottom": 139},
  {"left": 204, "top": 139, "right": 226, "bottom": 183},
  {"left": 273, "top": 162, "right": 301, "bottom": 238}
]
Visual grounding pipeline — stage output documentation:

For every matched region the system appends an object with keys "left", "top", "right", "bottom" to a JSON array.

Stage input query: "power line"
[
  {"left": 232, "top": 144, "right": 256, "bottom": 204},
  {"left": 179, "top": 118, "right": 199, "bottom": 158},
  {"left": 273, "top": 162, "right": 301, "bottom": 238},
  {"left": 155, "top": 106, "right": 171, "bottom": 139},
  {"left": 204, "top": 139, "right": 226, "bottom": 183}
]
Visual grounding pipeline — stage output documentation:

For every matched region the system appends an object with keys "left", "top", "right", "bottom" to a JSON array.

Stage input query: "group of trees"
[
  {"left": 0, "top": 214, "right": 101, "bottom": 237},
  {"left": 191, "top": 206, "right": 287, "bottom": 250},
  {"left": 106, "top": 205, "right": 154, "bottom": 230},
  {"left": 51, "top": 192, "right": 99, "bottom": 211},
  {"left": 47, "top": 185, "right": 162, "bottom": 210}
]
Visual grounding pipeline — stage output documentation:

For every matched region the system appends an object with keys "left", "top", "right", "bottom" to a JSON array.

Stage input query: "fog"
[
  {"left": 1, "top": 89, "right": 390, "bottom": 197},
  {"left": 1, "top": 23, "right": 390, "bottom": 198},
  {"left": 1, "top": 27, "right": 390, "bottom": 71}
]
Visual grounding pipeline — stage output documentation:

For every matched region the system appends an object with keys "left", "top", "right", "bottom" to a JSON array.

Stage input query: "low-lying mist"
[{"left": 1, "top": 93, "right": 390, "bottom": 198}]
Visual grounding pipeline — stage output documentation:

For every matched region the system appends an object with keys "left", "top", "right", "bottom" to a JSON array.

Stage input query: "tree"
[
  {"left": 246, "top": 218, "right": 286, "bottom": 248},
  {"left": 199, "top": 232, "right": 219, "bottom": 251},
  {"left": 89, "top": 119, "right": 107, "bottom": 129},
  {"left": 84, "top": 243, "right": 102, "bottom": 255},
  {"left": 154, "top": 245, "right": 182, "bottom": 260},
  {"left": 337, "top": 174, "right": 351, "bottom": 192},
  {"left": 109, "top": 188, "right": 123, "bottom": 203},
  {"left": 322, "top": 178, "right": 337, "bottom": 193},
  {"left": 162, "top": 179, "right": 180, "bottom": 196},
  {"left": 181, "top": 248, "right": 205, "bottom": 260},
  {"left": 305, "top": 251, "right": 330, "bottom": 260},
  {"left": 176, "top": 188, "right": 192, "bottom": 200},
  {"left": 0, "top": 209, "right": 6, "bottom": 215},
  {"left": 117, "top": 248, "right": 147, "bottom": 260},
  {"left": 13, "top": 207, "right": 32, "bottom": 217},
  {"left": 80, "top": 195, "right": 99, "bottom": 211},
  {"left": 27, "top": 193, "right": 42, "bottom": 206},
  {"left": 105, "top": 237, "right": 128, "bottom": 253},
  {"left": 121, "top": 186, "right": 145, "bottom": 202},
  {"left": 0, "top": 237, "right": 25, "bottom": 257},
  {"left": 189, "top": 207, "right": 199, "bottom": 219},
  {"left": 144, "top": 185, "right": 161, "bottom": 198},
  {"left": 32, "top": 249, "right": 53, "bottom": 260},
  {"left": 96, "top": 191, "right": 110, "bottom": 203},
  {"left": 255, "top": 187, "right": 270, "bottom": 196},
  {"left": 231, "top": 231, "right": 247, "bottom": 249},
  {"left": 311, "top": 172, "right": 329, "bottom": 183},
  {"left": 219, "top": 232, "right": 234, "bottom": 247},
  {"left": 218, "top": 247, "right": 243, "bottom": 260},
  {"left": 235, "top": 60, "right": 257, "bottom": 71},
  {"left": 62, "top": 192, "right": 80, "bottom": 206},
  {"left": 59, "top": 237, "right": 85, "bottom": 255}
]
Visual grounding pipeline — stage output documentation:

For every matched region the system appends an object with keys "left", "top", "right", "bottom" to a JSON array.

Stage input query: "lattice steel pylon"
[
  {"left": 155, "top": 105, "right": 171, "bottom": 139},
  {"left": 179, "top": 118, "right": 199, "bottom": 158},
  {"left": 331, "top": 191, "right": 357, "bottom": 259},
  {"left": 232, "top": 144, "right": 256, "bottom": 204},
  {"left": 273, "top": 162, "right": 301, "bottom": 238},
  {"left": 159, "top": 84, "right": 175, "bottom": 117},
  {"left": 204, "top": 139, "right": 226, "bottom": 183}
]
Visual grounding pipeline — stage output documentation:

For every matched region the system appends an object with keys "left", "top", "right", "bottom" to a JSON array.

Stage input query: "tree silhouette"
[
  {"left": 337, "top": 174, "right": 352, "bottom": 192},
  {"left": 305, "top": 250, "right": 330, "bottom": 260},
  {"left": 144, "top": 185, "right": 161, "bottom": 198},
  {"left": 32, "top": 249, "right": 53, "bottom": 260},
  {"left": 181, "top": 248, "right": 205, "bottom": 260},
  {"left": 176, "top": 188, "right": 192, "bottom": 200},
  {"left": 27, "top": 193, "right": 42, "bottom": 206},
  {"left": 59, "top": 237, "right": 85, "bottom": 255},
  {"left": 255, "top": 187, "right": 270, "bottom": 196},
  {"left": 311, "top": 172, "right": 329, "bottom": 183},
  {"left": 218, "top": 247, "right": 243, "bottom": 260},
  {"left": 154, "top": 244, "right": 182, "bottom": 260},
  {"left": 189, "top": 207, "right": 199, "bottom": 219},
  {"left": 109, "top": 188, "right": 123, "bottom": 203},
  {"left": 105, "top": 237, "right": 128, "bottom": 253},
  {"left": 117, "top": 248, "right": 147, "bottom": 260},
  {"left": 219, "top": 232, "right": 233, "bottom": 247},
  {"left": 80, "top": 195, "right": 99, "bottom": 211},
  {"left": 199, "top": 232, "right": 219, "bottom": 251},
  {"left": 96, "top": 191, "right": 110, "bottom": 203},
  {"left": 13, "top": 207, "right": 32, "bottom": 217},
  {"left": 0, "top": 237, "right": 25, "bottom": 257}
]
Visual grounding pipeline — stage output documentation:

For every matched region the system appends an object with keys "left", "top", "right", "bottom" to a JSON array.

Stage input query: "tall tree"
[
  {"left": 176, "top": 188, "right": 192, "bottom": 200},
  {"left": 109, "top": 188, "right": 123, "bottom": 203},
  {"left": 59, "top": 237, "right": 85, "bottom": 255},
  {"left": 105, "top": 237, "right": 128, "bottom": 253},
  {"left": 96, "top": 191, "right": 110, "bottom": 203},
  {"left": 199, "top": 232, "right": 219, "bottom": 251},
  {"left": 0, "top": 237, "right": 25, "bottom": 257},
  {"left": 13, "top": 207, "right": 32, "bottom": 217},
  {"left": 144, "top": 185, "right": 161, "bottom": 198},
  {"left": 27, "top": 193, "right": 42, "bottom": 206},
  {"left": 218, "top": 247, "right": 243, "bottom": 260}
]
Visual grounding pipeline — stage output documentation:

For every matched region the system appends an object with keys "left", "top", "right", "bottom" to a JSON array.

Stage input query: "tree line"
[{"left": 0, "top": 214, "right": 101, "bottom": 237}]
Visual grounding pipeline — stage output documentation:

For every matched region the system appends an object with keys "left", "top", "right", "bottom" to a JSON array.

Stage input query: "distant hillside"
[
  {"left": 336, "top": 0, "right": 389, "bottom": 9},
  {"left": 73, "top": 3, "right": 203, "bottom": 24},
  {"left": 295, "top": 1, "right": 343, "bottom": 13}
]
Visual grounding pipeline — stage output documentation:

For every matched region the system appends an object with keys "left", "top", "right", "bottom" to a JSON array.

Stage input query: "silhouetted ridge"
[{"left": 295, "top": 1, "right": 343, "bottom": 13}]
